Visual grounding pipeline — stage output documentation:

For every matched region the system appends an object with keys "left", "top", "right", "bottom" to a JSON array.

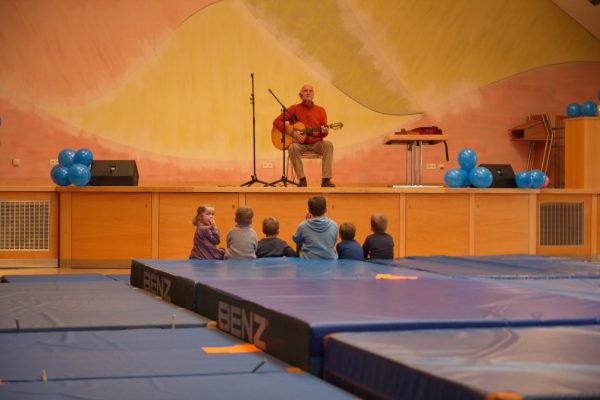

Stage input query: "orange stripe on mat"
[
  {"left": 375, "top": 274, "right": 418, "bottom": 280},
  {"left": 201, "top": 344, "right": 261, "bottom": 354}
]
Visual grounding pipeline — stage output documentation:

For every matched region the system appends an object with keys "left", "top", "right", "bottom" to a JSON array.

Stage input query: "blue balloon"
[
  {"left": 58, "top": 148, "right": 76, "bottom": 168},
  {"left": 50, "top": 165, "right": 71, "bottom": 186},
  {"left": 457, "top": 148, "right": 477, "bottom": 171},
  {"left": 68, "top": 163, "right": 91, "bottom": 186},
  {"left": 581, "top": 101, "right": 598, "bottom": 117},
  {"left": 74, "top": 148, "right": 94, "bottom": 166},
  {"left": 515, "top": 171, "right": 532, "bottom": 188},
  {"left": 530, "top": 169, "right": 546, "bottom": 189},
  {"left": 444, "top": 168, "right": 469, "bottom": 188},
  {"left": 565, "top": 103, "right": 581, "bottom": 118},
  {"left": 469, "top": 166, "right": 493, "bottom": 188}
]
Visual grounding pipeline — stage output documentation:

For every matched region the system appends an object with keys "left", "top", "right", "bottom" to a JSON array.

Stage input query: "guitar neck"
[{"left": 300, "top": 124, "right": 332, "bottom": 134}]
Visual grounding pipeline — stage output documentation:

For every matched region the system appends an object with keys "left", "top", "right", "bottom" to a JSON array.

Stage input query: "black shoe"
[
  {"left": 298, "top": 177, "right": 307, "bottom": 187},
  {"left": 321, "top": 178, "right": 336, "bottom": 187}
]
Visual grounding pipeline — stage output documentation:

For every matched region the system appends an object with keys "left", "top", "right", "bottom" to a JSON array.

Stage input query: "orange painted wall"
[{"left": 1, "top": 0, "right": 599, "bottom": 185}]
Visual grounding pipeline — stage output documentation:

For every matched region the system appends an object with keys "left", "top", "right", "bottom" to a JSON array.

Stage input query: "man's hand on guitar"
[
  {"left": 292, "top": 130, "right": 306, "bottom": 143},
  {"left": 320, "top": 125, "right": 329, "bottom": 135}
]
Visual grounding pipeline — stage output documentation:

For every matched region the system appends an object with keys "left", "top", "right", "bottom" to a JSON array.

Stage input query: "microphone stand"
[
  {"left": 267, "top": 89, "right": 298, "bottom": 187},
  {"left": 241, "top": 73, "right": 272, "bottom": 187}
]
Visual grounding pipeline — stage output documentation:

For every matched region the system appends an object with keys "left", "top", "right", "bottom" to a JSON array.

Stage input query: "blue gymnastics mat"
[
  {"left": 2, "top": 273, "right": 114, "bottom": 283},
  {"left": 0, "top": 281, "right": 208, "bottom": 332},
  {"left": 194, "top": 278, "right": 600, "bottom": 373},
  {"left": 0, "top": 372, "right": 354, "bottom": 400},
  {"left": 131, "top": 258, "right": 442, "bottom": 310},
  {"left": 107, "top": 273, "right": 130, "bottom": 282},
  {"left": 377, "top": 254, "right": 600, "bottom": 279},
  {"left": 479, "top": 277, "right": 600, "bottom": 301},
  {"left": 0, "top": 328, "right": 289, "bottom": 382},
  {"left": 324, "top": 326, "right": 600, "bottom": 400}
]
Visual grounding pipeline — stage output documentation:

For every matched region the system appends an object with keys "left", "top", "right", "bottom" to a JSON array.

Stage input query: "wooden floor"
[{"left": 0, "top": 267, "right": 129, "bottom": 279}]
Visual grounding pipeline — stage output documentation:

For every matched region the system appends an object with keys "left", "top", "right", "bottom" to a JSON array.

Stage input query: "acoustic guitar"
[{"left": 271, "top": 121, "right": 344, "bottom": 150}]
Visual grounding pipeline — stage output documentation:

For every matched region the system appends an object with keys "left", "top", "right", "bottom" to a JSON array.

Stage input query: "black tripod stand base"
[
  {"left": 241, "top": 175, "right": 273, "bottom": 187},
  {"left": 269, "top": 176, "right": 299, "bottom": 187}
]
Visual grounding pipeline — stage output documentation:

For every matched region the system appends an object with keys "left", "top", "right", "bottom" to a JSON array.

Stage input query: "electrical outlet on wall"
[
  {"left": 262, "top": 162, "right": 273, "bottom": 169},
  {"left": 50, "top": 159, "right": 59, "bottom": 166},
  {"left": 425, "top": 163, "right": 437, "bottom": 169}
]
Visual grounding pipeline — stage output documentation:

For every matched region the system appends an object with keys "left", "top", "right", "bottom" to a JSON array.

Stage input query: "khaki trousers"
[{"left": 288, "top": 140, "right": 334, "bottom": 180}]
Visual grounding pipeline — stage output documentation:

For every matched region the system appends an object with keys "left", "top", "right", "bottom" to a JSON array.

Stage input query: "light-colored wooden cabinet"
[{"left": 565, "top": 117, "right": 600, "bottom": 189}]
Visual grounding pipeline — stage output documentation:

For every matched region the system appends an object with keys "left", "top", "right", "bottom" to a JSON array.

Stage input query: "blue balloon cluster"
[
  {"left": 50, "top": 148, "right": 93, "bottom": 186},
  {"left": 444, "top": 148, "right": 493, "bottom": 188},
  {"left": 566, "top": 100, "right": 599, "bottom": 117},
  {"left": 514, "top": 169, "right": 548, "bottom": 189}
]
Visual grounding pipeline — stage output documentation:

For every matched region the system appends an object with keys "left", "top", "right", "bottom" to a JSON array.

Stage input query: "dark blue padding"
[
  {"left": 324, "top": 326, "right": 600, "bottom": 400},
  {"left": 374, "top": 254, "right": 600, "bottom": 279},
  {"left": 130, "top": 258, "right": 444, "bottom": 311},
  {"left": 194, "top": 278, "right": 600, "bottom": 372},
  {"left": 0, "top": 328, "right": 290, "bottom": 382},
  {"left": 2, "top": 274, "right": 113, "bottom": 283},
  {"left": 0, "top": 373, "right": 354, "bottom": 400},
  {"left": 478, "top": 278, "right": 600, "bottom": 301},
  {"left": 0, "top": 281, "right": 208, "bottom": 332}
]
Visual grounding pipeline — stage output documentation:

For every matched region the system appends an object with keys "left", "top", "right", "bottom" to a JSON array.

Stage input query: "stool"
[{"left": 286, "top": 151, "right": 322, "bottom": 182}]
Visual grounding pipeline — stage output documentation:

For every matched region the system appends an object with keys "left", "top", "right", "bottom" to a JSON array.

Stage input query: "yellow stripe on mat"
[
  {"left": 202, "top": 344, "right": 261, "bottom": 353},
  {"left": 375, "top": 274, "right": 418, "bottom": 280}
]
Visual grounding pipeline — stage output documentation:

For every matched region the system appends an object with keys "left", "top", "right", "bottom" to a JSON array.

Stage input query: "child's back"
[
  {"left": 336, "top": 222, "right": 364, "bottom": 260},
  {"left": 257, "top": 216, "right": 297, "bottom": 258},
  {"left": 293, "top": 196, "right": 337, "bottom": 259},
  {"left": 225, "top": 206, "right": 258, "bottom": 260},
  {"left": 363, "top": 213, "right": 394, "bottom": 260}
]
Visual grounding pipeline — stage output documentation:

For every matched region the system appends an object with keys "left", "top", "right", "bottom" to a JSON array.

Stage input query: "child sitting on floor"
[
  {"left": 224, "top": 206, "right": 258, "bottom": 260},
  {"left": 256, "top": 216, "right": 297, "bottom": 258},
  {"left": 189, "top": 205, "right": 225, "bottom": 260},
  {"left": 363, "top": 213, "right": 394, "bottom": 260},
  {"left": 336, "top": 222, "right": 364, "bottom": 260}
]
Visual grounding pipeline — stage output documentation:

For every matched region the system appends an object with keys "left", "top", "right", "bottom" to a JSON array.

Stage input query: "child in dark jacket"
[
  {"left": 336, "top": 222, "right": 364, "bottom": 260},
  {"left": 256, "top": 216, "right": 297, "bottom": 258},
  {"left": 363, "top": 213, "right": 394, "bottom": 260}
]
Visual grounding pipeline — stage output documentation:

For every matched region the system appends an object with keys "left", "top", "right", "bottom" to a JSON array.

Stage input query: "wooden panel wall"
[
  {"left": 4, "top": 187, "right": 598, "bottom": 267},
  {"left": 405, "top": 193, "right": 470, "bottom": 256},
  {"left": 473, "top": 193, "right": 531, "bottom": 255},
  {"left": 68, "top": 193, "right": 153, "bottom": 266}
]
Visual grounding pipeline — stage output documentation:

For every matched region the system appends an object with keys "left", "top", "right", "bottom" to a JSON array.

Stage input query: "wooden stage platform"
[{"left": 1, "top": 184, "right": 599, "bottom": 268}]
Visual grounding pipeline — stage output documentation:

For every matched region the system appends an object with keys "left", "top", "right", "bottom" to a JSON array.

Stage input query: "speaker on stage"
[
  {"left": 479, "top": 164, "right": 516, "bottom": 188},
  {"left": 90, "top": 160, "right": 139, "bottom": 186}
]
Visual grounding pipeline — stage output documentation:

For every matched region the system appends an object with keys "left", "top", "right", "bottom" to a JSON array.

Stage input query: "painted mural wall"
[{"left": 1, "top": 0, "right": 599, "bottom": 185}]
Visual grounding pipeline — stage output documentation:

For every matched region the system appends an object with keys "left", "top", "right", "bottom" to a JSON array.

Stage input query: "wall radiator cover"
[
  {"left": 539, "top": 202, "right": 584, "bottom": 246},
  {"left": 0, "top": 200, "right": 50, "bottom": 251}
]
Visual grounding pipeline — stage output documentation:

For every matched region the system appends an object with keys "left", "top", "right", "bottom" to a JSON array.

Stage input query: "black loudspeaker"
[
  {"left": 90, "top": 160, "right": 139, "bottom": 186},
  {"left": 479, "top": 163, "right": 516, "bottom": 188}
]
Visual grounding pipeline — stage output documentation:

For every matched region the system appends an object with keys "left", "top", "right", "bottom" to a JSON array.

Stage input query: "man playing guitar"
[{"left": 272, "top": 83, "right": 336, "bottom": 187}]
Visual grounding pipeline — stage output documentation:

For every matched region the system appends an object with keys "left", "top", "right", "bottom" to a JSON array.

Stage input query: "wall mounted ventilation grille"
[
  {"left": 0, "top": 201, "right": 50, "bottom": 250},
  {"left": 539, "top": 202, "right": 584, "bottom": 246}
]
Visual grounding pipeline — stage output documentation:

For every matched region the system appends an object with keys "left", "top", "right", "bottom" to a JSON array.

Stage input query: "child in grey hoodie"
[{"left": 292, "top": 195, "right": 338, "bottom": 259}]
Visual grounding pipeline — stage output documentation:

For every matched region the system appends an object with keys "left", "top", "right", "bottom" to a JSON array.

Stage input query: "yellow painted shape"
[
  {"left": 344, "top": 0, "right": 600, "bottom": 111},
  {"left": 43, "top": 1, "right": 414, "bottom": 161}
]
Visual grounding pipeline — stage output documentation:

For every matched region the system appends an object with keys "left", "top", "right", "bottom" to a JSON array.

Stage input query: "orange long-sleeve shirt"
[{"left": 273, "top": 102, "right": 328, "bottom": 145}]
